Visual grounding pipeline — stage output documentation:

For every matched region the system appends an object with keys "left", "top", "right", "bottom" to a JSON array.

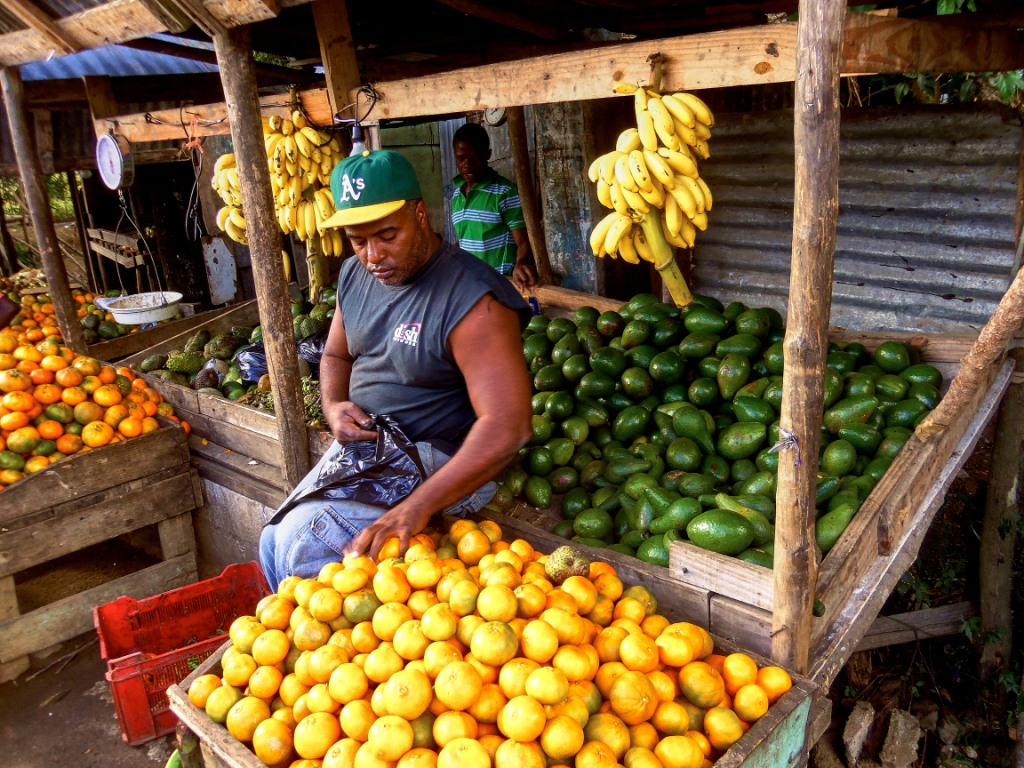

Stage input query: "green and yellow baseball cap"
[{"left": 323, "top": 149, "right": 423, "bottom": 229}]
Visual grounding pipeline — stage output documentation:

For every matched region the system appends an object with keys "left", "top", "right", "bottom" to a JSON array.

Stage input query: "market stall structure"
[{"left": 2, "top": 0, "right": 1024, "bottom": 763}]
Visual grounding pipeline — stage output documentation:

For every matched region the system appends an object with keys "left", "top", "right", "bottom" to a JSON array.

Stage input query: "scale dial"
[{"left": 96, "top": 133, "right": 135, "bottom": 190}]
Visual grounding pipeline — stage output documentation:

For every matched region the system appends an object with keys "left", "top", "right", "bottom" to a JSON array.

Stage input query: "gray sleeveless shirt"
[{"left": 337, "top": 240, "right": 530, "bottom": 453}]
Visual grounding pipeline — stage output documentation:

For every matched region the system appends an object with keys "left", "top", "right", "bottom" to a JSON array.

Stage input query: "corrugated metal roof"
[
  {"left": 19, "top": 42, "right": 218, "bottom": 81},
  {"left": 692, "top": 105, "right": 1021, "bottom": 335}
]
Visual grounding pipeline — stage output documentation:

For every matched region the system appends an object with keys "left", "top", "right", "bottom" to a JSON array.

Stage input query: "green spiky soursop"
[
  {"left": 203, "top": 333, "right": 245, "bottom": 360},
  {"left": 309, "top": 303, "right": 332, "bottom": 324},
  {"left": 229, "top": 325, "right": 253, "bottom": 341},
  {"left": 544, "top": 545, "right": 591, "bottom": 585},
  {"left": 165, "top": 352, "right": 205, "bottom": 376},
  {"left": 183, "top": 329, "right": 211, "bottom": 354}
]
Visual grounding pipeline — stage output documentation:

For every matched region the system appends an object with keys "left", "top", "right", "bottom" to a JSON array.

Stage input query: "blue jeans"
[{"left": 258, "top": 441, "right": 496, "bottom": 590}]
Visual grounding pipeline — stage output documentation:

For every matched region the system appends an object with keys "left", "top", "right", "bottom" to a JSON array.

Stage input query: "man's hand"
[
  {"left": 512, "top": 260, "right": 538, "bottom": 292},
  {"left": 324, "top": 401, "right": 378, "bottom": 443},
  {"left": 346, "top": 503, "right": 432, "bottom": 560}
]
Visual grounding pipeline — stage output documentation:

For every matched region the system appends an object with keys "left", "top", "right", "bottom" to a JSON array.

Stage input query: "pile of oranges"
[
  {"left": 2, "top": 290, "right": 64, "bottom": 345},
  {"left": 187, "top": 519, "right": 794, "bottom": 768},
  {"left": 0, "top": 333, "right": 189, "bottom": 489}
]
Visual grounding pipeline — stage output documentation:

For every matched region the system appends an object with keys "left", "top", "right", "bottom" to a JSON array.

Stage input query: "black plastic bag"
[
  {"left": 235, "top": 342, "right": 269, "bottom": 384},
  {"left": 285, "top": 414, "right": 425, "bottom": 513},
  {"left": 297, "top": 329, "right": 329, "bottom": 379}
]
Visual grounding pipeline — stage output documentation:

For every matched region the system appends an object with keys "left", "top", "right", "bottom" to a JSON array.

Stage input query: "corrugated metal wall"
[{"left": 694, "top": 105, "right": 1022, "bottom": 334}]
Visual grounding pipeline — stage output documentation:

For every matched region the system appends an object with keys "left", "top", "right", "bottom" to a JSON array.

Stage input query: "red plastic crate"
[{"left": 93, "top": 562, "right": 270, "bottom": 745}]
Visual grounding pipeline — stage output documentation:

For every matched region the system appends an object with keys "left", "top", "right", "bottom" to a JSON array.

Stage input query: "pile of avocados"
[{"left": 494, "top": 292, "right": 943, "bottom": 570}]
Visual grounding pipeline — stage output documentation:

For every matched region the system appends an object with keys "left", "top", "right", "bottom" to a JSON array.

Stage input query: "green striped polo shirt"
[{"left": 451, "top": 168, "right": 526, "bottom": 275}]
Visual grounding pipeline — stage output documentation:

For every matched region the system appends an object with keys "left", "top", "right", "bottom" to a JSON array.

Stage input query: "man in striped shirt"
[{"left": 451, "top": 122, "right": 537, "bottom": 291}]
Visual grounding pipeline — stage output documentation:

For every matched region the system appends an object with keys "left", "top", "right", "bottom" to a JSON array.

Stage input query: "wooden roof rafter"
[{"left": 4, "top": 0, "right": 82, "bottom": 56}]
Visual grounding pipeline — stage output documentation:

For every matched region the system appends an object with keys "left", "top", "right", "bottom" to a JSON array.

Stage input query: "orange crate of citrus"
[
  {"left": 0, "top": 334, "right": 190, "bottom": 490},
  {"left": 182, "top": 519, "right": 801, "bottom": 768}
]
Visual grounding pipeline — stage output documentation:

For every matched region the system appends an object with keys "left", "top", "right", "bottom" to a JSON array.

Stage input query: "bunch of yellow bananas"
[
  {"left": 211, "top": 110, "right": 346, "bottom": 257},
  {"left": 587, "top": 87, "right": 715, "bottom": 261}
]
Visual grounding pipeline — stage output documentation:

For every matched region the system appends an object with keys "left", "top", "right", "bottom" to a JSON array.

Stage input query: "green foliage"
[{"left": 1, "top": 173, "right": 76, "bottom": 222}]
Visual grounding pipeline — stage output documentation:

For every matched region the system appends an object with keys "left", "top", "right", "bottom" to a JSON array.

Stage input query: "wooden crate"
[
  {"left": 87, "top": 304, "right": 241, "bottom": 363},
  {"left": 533, "top": 284, "right": 1015, "bottom": 685},
  {"left": 0, "top": 425, "right": 202, "bottom": 681},
  {"left": 118, "top": 299, "right": 335, "bottom": 499},
  {"left": 167, "top": 513, "right": 820, "bottom": 768}
]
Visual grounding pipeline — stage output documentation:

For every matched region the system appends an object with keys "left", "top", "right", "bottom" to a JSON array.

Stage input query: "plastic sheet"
[
  {"left": 287, "top": 414, "right": 425, "bottom": 511},
  {"left": 235, "top": 342, "right": 268, "bottom": 385}
]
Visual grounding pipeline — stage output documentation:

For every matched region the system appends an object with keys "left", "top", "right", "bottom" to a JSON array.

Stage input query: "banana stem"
[
  {"left": 640, "top": 212, "right": 693, "bottom": 307},
  {"left": 306, "top": 237, "right": 325, "bottom": 303}
]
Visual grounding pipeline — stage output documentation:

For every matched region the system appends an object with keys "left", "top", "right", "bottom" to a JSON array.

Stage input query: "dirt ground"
[{"left": 0, "top": 631, "right": 177, "bottom": 768}]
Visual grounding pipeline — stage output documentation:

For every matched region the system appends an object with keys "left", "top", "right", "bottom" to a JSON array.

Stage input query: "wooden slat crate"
[
  {"left": 531, "top": 284, "right": 1016, "bottom": 686},
  {"left": 167, "top": 515, "right": 820, "bottom": 768},
  {"left": 87, "top": 304, "right": 239, "bottom": 363},
  {"left": 0, "top": 425, "right": 202, "bottom": 681}
]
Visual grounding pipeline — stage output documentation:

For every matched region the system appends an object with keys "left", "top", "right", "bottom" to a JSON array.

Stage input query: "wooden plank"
[
  {"left": 709, "top": 595, "right": 773, "bottom": 659},
  {"left": 3, "top": 0, "right": 82, "bottom": 55},
  {"left": 34, "top": 108, "right": 54, "bottom": 174},
  {"left": 532, "top": 284, "right": 622, "bottom": 314},
  {"left": 89, "top": 241, "right": 143, "bottom": 268},
  {"left": 312, "top": 0, "right": 360, "bottom": 119},
  {"left": 158, "top": 509, "right": 199, "bottom": 560},
  {"left": 771, "top": 0, "right": 845, "bottom": 674},
  {"left": 90, "top": 229, "right": 140, "bottom": 248},
  {"left": 0, "top": 469, "right": 198, "bottom": 577},
  {"left": 670, "top": 543, "right": 774, "bottom": 612},
  {"left": 197, "top": 392, "right": 280, "bottom": 439},
  {"left": 841, "top": 11, "right": 1024, "bottom": 76},
  {"left": 185, "top": 409, "right": 284, "bottom": 468},
  {"left": 0, "top": 552, "right": 197, "bottom": 663},
  {"left": 214, "top": 25, "right": 310, "bottom": 488},
  {"left": 87, "top": 308, "right": 219, "bottom": 362},
  {"left": 194, "top": 479, "right": 276, "bottom": 572},
  {"left": 829, "top": 329, "right": 977, "bottom": 364},
  {"left": 189, "top": 434, "right": 291, "bottom": 498},
  {"left": 0, "top": 426, "right": 187, "bottom": 527},
  {"left": 855, "top": 602, "right": 976, "bottom": 652},
  {"left": 0, "top": 575, "right": 28, "bottom": 683}
]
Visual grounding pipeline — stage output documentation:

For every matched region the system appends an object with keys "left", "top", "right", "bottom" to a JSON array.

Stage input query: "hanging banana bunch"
[
  {"left": 587, "top": 83, "right": 716, "bottom": 306},
  {"left": 210, "top": 108, "right": 347, "bottom": 295}
]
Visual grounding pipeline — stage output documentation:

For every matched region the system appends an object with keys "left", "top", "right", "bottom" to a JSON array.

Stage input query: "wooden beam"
[
  {"left": 0, "top": 0, "right": 283, "bottom": 68},
  {"left": 213, "top": 24, "right": 310, "bottom": 488},
  {"left": 771, "top": 0, "right": 845, "bottom": 675},
  {"left": 161, "top": 0, "right": 229, "bottom": 38},
  {"left": 82, "top": 75, "right": 120, "bottom": 141},
  {"left": 856, "top": 602, "right": 976, "bottom": 652},
  {"left": 33, "top": 108, "right": 53, "bottom": 175},
  {"left": 506, "top": 105, "right": 555, "bottom": 286},
  {"left": 4, "top": 0, "right": 81, "bottom": 56},
  {"left": 1, "top": 67, "right": 87, "bottom": 352},
  {"left": 312, "top": 0, "right": 360, "bottom": 120},
  {"left": 121, "top": 36, "right": 318, "bottom": 84},
  {"left": 135, "top": 0, "right": 194, "bottom": 34},
  {"left": 431, "top": 0, "right": 566, "bottom": 41},
  {"left": 842, "top": 11, "right": 1024, "bottom": 76}
]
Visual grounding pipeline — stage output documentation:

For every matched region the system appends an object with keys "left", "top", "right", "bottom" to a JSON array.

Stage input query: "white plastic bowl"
[{"left": 103, "top": 291, "right": 183, "bottom": 324}]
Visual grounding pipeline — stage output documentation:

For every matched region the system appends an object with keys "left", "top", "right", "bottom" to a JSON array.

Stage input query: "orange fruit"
[
  {"left": 651, "top": 699, "right": 692, "bottom": 735},
  {"left": 423, "top": 640, "right": 463, "bottom": 679},
  {"left": 222, "top": 652, "right": 258, "bottom": 688},
  {"left": 73, "top": 400, "right": 104, "bottom": 425},
  {"left": 373, "top": 565, "right": 412, "bottom": 604},
  {"left": 307, "top": 643, "right": 349, "bottom": 684},
  {"left": 294, "top": 711, "right": 342, "bottom": 759},
  {"left": 339, "top": 698, "right": 376, "bottom": 741},
  {"left": 363, "top": 643, "right": 404, "bottom": 684},
  {"left": 393, "top": 619, "right": 431, "bottom": 661},
  {"left": 32, "top": 383, "right": 63, "bottom": 405},
  {"left": 608, "top": 670, "right": 658, "bottom": 725},
  {"left": 59, "top": 386, "right": 86, "bottom": 406},
  {"left": 252, "top": 717, "right": 295, "bottom": 766},
  {"left": 552, "top": 644, "right": 592, "bottom": 683},
  {"left": 627, "top": 723, "right": 660, "bottom": 751},
  {"left": 653, "top": 734, "right": 705, "bottom": 768},
  {"left": 466, "top": 682, "right": 508, "bottom": 724},
  {"left": 654, "top": 623, "right": 699, "bottom": 667},
  {"left": 733, "top": 682, "right": 770, "bottom": 722},
  {"left": 247, "top": 664, "right": 284, "bottom": 700},
  {"left": 520, "top": 618, "right": 558, "bottom": 664},
  {"left": 437, "top": 737, "right": 490, "bottom": 768},
  {"left": 372, "top": 601, "right": 414, "bottom": 642},
  {"left": 464, "top": 653, "right": 499, "bottom": 685},
  {"left": 593, "top": 572, "right": 623, "bottom": 602},
  {"left": 251, "top": 628, "right": 291, "bottom": 667},
  {"left": 541, "top": 714, "right": 585, "bottom": 761},
  {"left": 367, "top": 714, "right": 415, "bottom": 761},
  {"left": 433, "top": 709, "right": 478, "bottom": 747},
  {"left": 293, "top": 617, "right": 332, "bottom": 652},
  {"left": 618, "top": 632, "right": 658, "bottom": 673},
  {"left": 612, "top": 597, "right": 646, "bottom": 625},
  {"left": 434, "top": 660, "right": 483, "bottom": 711},
  {"left": 497, "top": 694, "right": 546, "bottom": 742},
  {"left": 0, "top": 410, "right": 30, "bottom": 431},
  {"left": 383, "top": 667, "right": 433, "bottom": 720},
  {"left": 560, "top": 576, "right": 598, "bottom": 614},
  {"left": 703, "top": 705, "right": 745, "bottom": 752},
  {"left": 497, "top": 656, "right": 539, "bottom": 698},
  {"left": 56, "top": 433, "right": 85, "bottom": 456},
  {"left": 448, "top": 579, "right": 480, "bottom": 618},
  {"left": 756, "top": 665, "right": 793, "bottom": 704},
  {"left": 456, "top": 529, "right": 491, "bottom": 565},
  {"left": 54, "top": 367, "right": 83, "bottom": 387},
  {"left": 226, "top": 695, "right": 271, "bottom": 742},
  {"left": 581, "top": 712, "right": 631, "bottom": 759},
  {"left": 540, "top": 607, "right": 586, "bottom": 646},
  {"left": 721, "top": 652, "right": 759, "bottom": 696},
  {"left": 188, "top": 674, "right": 224, "bottom": 709},
  {"left": 678, "top": 660, "right": 726, "bottom": 709},
  {"left": 524, "top": 666, "right": 569, "bottom": 706},
  {"left": 469, "top": 620, "right": 519, "bottom": 667}
]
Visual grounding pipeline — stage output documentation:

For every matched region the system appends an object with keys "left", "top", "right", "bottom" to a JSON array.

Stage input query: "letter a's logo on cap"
[{"left": 338, "top": 174, "right": 365, "bottom": 203}]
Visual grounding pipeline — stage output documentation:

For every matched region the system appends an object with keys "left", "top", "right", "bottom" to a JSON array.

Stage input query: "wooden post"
[
  {"left": 214, "top": 26, "right": 311, "bottom": 488},
  {"left": 979, "top": 350, "right": 1024, "bottom": 680},
  {"left": 312, "top": 0, "right": 361, "bottom": 120},
  {"left": 507, "top": 106, "right": 555, "bottom": 286},
  {"left": 0, "top": 66, "right": 86, "bottom": 351},
  {"left": 771, "top": 0, "right": 845, "bottom": 673}
]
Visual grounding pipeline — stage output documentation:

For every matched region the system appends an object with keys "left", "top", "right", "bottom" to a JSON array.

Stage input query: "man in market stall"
[
  {"left": 259, "top": 149, "right": 533, "bottom": 587},
  {"left": 450, "top": 122, "right": 538, "bottom": 292}
]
